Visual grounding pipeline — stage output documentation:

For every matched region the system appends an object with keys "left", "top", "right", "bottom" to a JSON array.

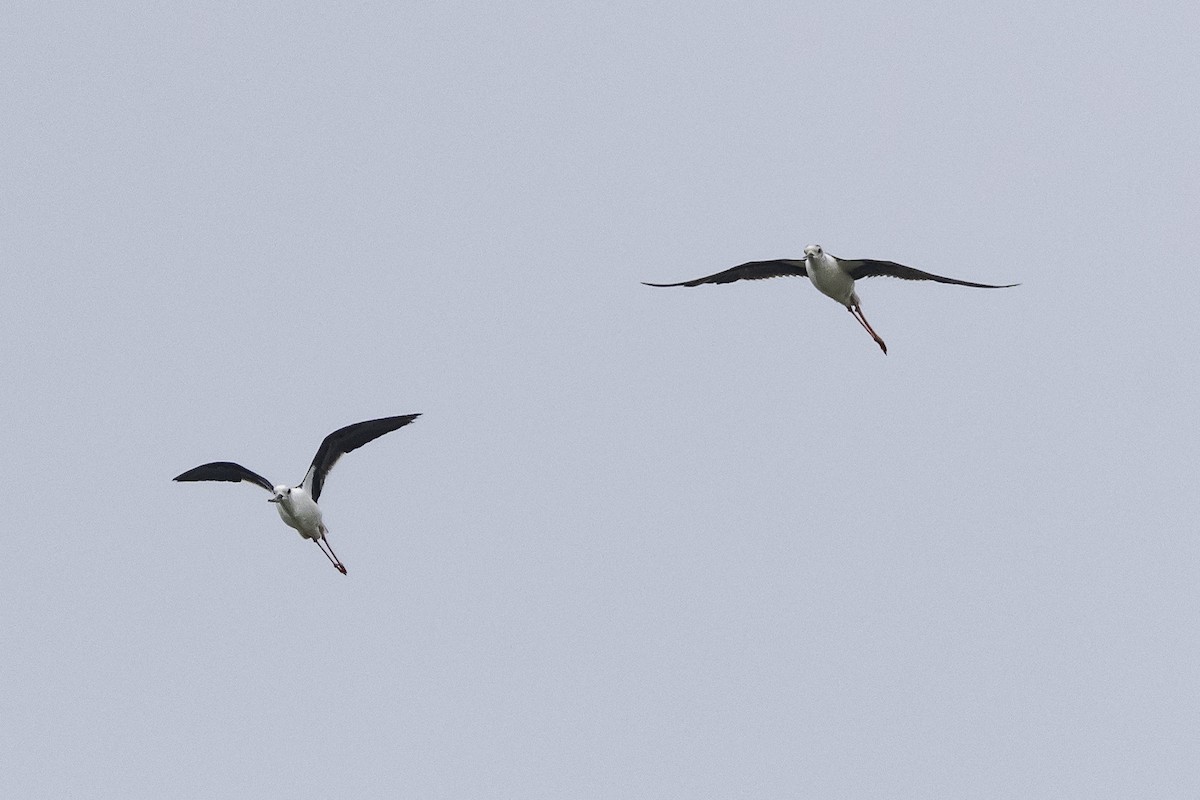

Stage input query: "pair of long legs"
[
  {"left": 315, "top": 529, "right": 347, "bottom": 574},
  {"left": 848, "top": 304, "right": 888, "bottom": 354}
]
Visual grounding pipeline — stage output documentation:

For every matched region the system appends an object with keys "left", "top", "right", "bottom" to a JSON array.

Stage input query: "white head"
[
  {"left": 268, "top": 485, "right": 291, "bottom": 504},
  {"left": 803, "top": 244, "right": 824, "bottom": 259}
]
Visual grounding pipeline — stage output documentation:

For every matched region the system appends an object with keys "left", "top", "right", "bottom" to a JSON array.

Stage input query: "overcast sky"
[{"left": 3, "top": 2, "right": 1198, "bottom": 797}]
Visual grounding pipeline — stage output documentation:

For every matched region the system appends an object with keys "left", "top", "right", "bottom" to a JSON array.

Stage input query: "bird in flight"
[
  {"left": 174, "top": 414, "right": 420, "bottom": 575},
  {"left": 644, "top": 244, "right": 1017, "bottom": 354}
]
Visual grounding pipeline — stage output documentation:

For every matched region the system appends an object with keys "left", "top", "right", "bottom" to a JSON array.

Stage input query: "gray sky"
[{"left": 3, "top": 2, "right": 1198, "bottom": 796}]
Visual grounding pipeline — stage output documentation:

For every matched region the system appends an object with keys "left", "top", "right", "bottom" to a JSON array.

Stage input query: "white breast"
[
  {"left": 274, "top": 489, "right": 325, "bottom": 540},
  {"left": 806, "top": 254, "right": 856, "bottom": 306}
]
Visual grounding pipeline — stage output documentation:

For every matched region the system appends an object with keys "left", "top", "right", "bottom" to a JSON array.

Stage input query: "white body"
[
  {"left": 804, "top": 245, "right": 857, "bottom": 307},
  {"left": 272, "top": 485, "right": 326, "bottom": 541}
]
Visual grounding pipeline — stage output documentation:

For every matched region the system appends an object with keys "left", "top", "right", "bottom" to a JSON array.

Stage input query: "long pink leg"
[
  {"left": 848, "top": 305, "right": 887, "bottom": 354},
  {"left": 317, "top": 524, "right": 347, "bottom": 574},
  {"left": 313, "top": 539, "right": 343, "bottom": 572},
  {"left": 314, "top": 534, "right": 348, "bottom": 574}
]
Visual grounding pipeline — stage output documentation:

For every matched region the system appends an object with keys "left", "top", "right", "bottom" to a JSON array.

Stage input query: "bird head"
[
  {"left": 803, "top": 244, "right": 823, "bottom": 259},
  {"left": 268, "top": 485, "right": 291, "bottom": 503}
]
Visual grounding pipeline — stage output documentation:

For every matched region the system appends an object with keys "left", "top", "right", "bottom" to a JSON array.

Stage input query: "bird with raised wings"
[
  {"left": 174, "top": 414, "right": 420, "bottom": 575},
  {"left": 644, "top": 244, "right": 1017, "bottom": 354}
]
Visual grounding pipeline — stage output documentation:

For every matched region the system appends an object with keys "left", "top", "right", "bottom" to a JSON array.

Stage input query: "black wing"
[
  {"left": 302, "top": 414, "right": 421, "bottom": 502},
  {"left": 843, "top": 259, "right": 1018, "bottom": 288},
  {"left": 173, "top": 461, "right": 275, "bottom": 493},
  {"left": 642, "top": 259, "right": 808, "bottom": 287}
]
